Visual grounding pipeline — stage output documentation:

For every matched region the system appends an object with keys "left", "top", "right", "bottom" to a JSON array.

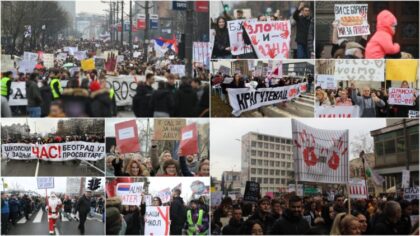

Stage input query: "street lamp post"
[
  {"left": 185, "top": 1, "right": 194, "bottom": 77},
  {"left": 120, "top": 1, "right": 124, "bottom": 48},
  {"left": 129, "top": 0, "right": 133, "bottom": 58}
]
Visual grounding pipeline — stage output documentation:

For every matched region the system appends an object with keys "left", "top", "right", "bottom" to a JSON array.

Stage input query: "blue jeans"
[
  {"left": 27, "top": 106, "right": 41, "bottom": 117},
  {"left": 297, "top": 44, "right": 308, "bottom": 59}
]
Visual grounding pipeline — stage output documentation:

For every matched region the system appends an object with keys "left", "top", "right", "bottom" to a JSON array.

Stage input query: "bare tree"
[{"left": 351, "top": 132, "right": 374, "bottom": 158}]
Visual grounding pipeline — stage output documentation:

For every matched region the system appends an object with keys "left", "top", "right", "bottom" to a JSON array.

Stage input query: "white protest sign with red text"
[
  {"left": 388, "top": 88, "right": 416, "bottom": 106},
  {"left": 179, "top": 123, "right": 198, "bottom": 156},
  {"left": 115, "top": 120, "right": 140, "bottom": 154},
  {"left": 116, "top": 182, "right": 144, "bottom": 206},
  {"left": 145, "top": 206, "right": 170, "bottom": 236},
  {"left": 316, "top": 106, "right": 360, "bottom": 118},
  {"left": 243, "top": 20, "right": 291, "bottom": 59},
  {"left": 227, "top": 19, "right": 256, "bottom": 55},
  {"left": 349, "top": 178, "right": 367, "bottom": 199},
  {"left": 335, "top": 4, "right": 370, "bottom": 37}
]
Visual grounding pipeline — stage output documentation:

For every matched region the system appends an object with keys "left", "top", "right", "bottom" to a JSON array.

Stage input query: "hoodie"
[
  {"left": 270, "top": 209, "right": 310, "bottom": 235},
  {"left": 365, "top": 10, "right": 400, "bottom": 58}
]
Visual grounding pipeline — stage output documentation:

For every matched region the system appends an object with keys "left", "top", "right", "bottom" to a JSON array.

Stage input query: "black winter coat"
[
  {"left": 170, "top": 197, "right": 186, "bottom": 235},
  {"left": 132, "top": 84, "right": 154, "bottom": 117},
  {"left": 90, "top": 89, "right": 112, "bottom": 117},
  {"left": 270, "top": 209, "right": 310, "bottom": 235},
  {"left": 293, "top": 9, "right": 312, "bottom": 45},
  {"left": 212, "top": 28, "right": 231, "bottom": 58},
  {"left": 246, "top": 211, "right": 276, "bottom": 235},
  {"left": 174, "top": 84, "right": 197, "bottom": 117},
  {"left": 372, "top": 214, "right": 399, "bottom": 235},
  {"left": 76, "top": 195, "right": 90, "bottom": 216},
  {"left": 150, "top": 88, "right": 175, "bottom": 115},
  {"left": 222, "top": 218, "right": 243, "bottom": 235}
]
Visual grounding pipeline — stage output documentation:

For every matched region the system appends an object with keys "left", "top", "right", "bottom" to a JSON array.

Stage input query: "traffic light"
[
  {"left": 88, "top": 178, "right": 94, "bottom": 191},
  {"left": 92, "top": 178, "right": 101, "bottom": 191}
]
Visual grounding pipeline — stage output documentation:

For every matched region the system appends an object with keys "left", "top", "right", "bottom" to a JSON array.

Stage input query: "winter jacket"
[
  {"left": 132, "top": 83, "right": 154, "bottom": 117},
  {"left": 63, "top": 199, "right": 72, "bottom": 212},
  {"left": 150, "top": 87, "right": 175, "bottom": 116},
  {"left": 270, "top": 209, "right": 310, "bottom": 235},
  {"left": 372, "top": 214, "right": 399, "bottom": 235},
  {"left": 246, "top": 210, "right": 276, "bottom": 235},
  {"left": 170, "top": 197, "right": 187, "bottom": 235},
  {"left": 222, "top": 218, "right": 244, "bottom": 235},
  {"left": 197, "top": 85, "right": 209, "bottom": 117},
  {"left": 9, "top": 198, "right": 19, "bottom": 213},
  {"left": 1, "top": 199, "right": 9, "bottom": 214},
  {"left": 174, "top": 83, "right": 198, "bottom": 117},
  {"left": 396, "top": 215, "right": 412, "bottom": 235},
  {"left": 293, "top": 9, "right": 312, "bottom": 45},
  {"left": 365, "top": 10, "right": 400, "bottom": 59},
  {"left": 90, "top": 88, "right": 112, "bottom": 117},
  {"left": 61, "top": 88, "right": 90, "bottom": 117},
  {"left": 76, "top": 195, "right": 90, "bottom": 216},
  {"left": 26, "top": 80, "right": 42, "bottom": 107},
  {"left": 124, "top": 210, "right": 144, "bottom": 235},
  {"left": 212, "top": 28, "right": 231, "bottom": 58},
  {"left": 40, "top": 85, "right": 52, "bottom": 117},
  {"left": 351, "top": 89, "right": 385, "bottom": 117}
]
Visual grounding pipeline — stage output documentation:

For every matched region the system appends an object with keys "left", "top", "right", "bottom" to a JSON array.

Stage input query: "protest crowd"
[
  {"left": 1, "top": 38, "right": 210, "bottom": 118},
  {"left": 210, "top": 191, "right": 419, "bottom": 235}
]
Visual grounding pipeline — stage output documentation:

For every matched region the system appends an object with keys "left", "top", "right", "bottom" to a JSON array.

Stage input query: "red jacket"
[{"left": 365, "top": 10, "right": 400, "bottom": 59}]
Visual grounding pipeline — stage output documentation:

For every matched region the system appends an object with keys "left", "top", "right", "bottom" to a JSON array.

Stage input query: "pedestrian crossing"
[{"left": 16, "top": 210, "right": 103, "bottom": 224}]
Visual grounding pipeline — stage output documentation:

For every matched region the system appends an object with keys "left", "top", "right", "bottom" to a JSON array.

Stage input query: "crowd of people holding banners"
[
  {"left": 106, "top": 178, "right": 209, "bottom": 235},
  {"left": 1, "top": 38, "right": 209, "bottom": 118},
  {"left": 210, "top": 190, "right": 419, "bottom": 235},
  {"left": 316, "top": 3, "right": 416, "bottom": 59},
  {"left": 211, "top": 1, "right": 314, "bottom": 59}
]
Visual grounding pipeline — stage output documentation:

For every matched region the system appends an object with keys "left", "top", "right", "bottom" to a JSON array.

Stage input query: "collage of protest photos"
[{"left": 0, "top": 0, "right": 419, "bottom": 236}]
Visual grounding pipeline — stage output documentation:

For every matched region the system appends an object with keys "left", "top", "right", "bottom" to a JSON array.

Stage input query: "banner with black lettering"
[
  {"left": 1, "top": 142, "right": 105, "bottom": 161},
  {"left": 227, "top": 83, "right": 306, "bottom": 116}
]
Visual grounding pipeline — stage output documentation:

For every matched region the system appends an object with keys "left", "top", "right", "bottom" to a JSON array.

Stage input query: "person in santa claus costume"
[{"left": 46, "top": 192, "right": 62, "bottom": 235}]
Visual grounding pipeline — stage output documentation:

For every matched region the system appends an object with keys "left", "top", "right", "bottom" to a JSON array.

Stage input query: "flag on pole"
[
  {"left": 292, "top": 119, "right": 349, "bottom": 184},
  {"left": 364, "top": 159, "right": 384, "bottom": 186}
]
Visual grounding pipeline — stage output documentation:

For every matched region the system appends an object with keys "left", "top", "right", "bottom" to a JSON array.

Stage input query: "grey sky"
[
  {"left": 147, "top": 177, "right": 210, "bottom": 201},
  {"left": 1, "top": 177, "right": 105, "bottom": 195},
  {"left": 1, "top": 118, "right": 67, "bottom": 135},
  {"left": 76, "top": 1, "right": 108, "bottom": 15},
  {"left": 210, "top": 118, "right": 387, "bottom": 179}
]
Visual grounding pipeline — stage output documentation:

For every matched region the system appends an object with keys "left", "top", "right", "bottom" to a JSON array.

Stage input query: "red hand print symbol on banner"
[
  {"left": 280, "top": 28, "right": 289, "bottom": 39},
  {"left": 327, "top": 137, "right": 347, "bottom": 170},
  {"left": 268, "top": 48, "right": 276, "bottom": 59},
  {"left": 251, "top": 35, "right": 259, "bottom": 45},
  {"left": 294, "top": 129, "right": 318, "bottom": 166}
]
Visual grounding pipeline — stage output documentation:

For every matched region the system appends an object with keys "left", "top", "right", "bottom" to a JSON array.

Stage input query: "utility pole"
[
  {"left": 403, "top": 119, "right": 410, "bottom": 171},
  {"left": 121, "top": 1, "right": 124, "bottom": 48},
  {"left": 109, "top": 1, "right": 113, "bottom": 43},
  {"left": 185, "top": 1, "right": 194, "bottom": 77},
  {"left": 129, "top": 0, "right": 133, "bottom": 58},
  {"left": 140, "top": 1, "right": 152, "bottom": 63},
  {"left": 115, "top": 2, "right": 119, "bottom": 43}
]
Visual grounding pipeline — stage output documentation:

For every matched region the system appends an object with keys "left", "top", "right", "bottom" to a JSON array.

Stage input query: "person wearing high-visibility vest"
[
  {"left": 49, "top": 70, "right": 62, "bottom": 100},
  {"left": 1, "top": 71, "right": 13, "bottom": 101},
  {"left": 185, "top": 200, "right": 209, "bottom": 235},
  {"left": 98, "top": 78, "right": 116, "bottom": 116}
]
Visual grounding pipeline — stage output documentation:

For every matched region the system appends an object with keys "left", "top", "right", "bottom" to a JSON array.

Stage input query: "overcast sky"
[
  {"left": 148, "top": 177, "right": 210, "bottom": 201},
  {"left": 76, "top": 1, "right": 108, "bottom": 15},
  {"left": 210, "top": 118, "right": 387, "bottom": 179},
  {"left": 1, "top": 118, "right": 67, "bottom": 135},
  {"left": 2, "top": 177, "right": 105, "bottom": 195}
]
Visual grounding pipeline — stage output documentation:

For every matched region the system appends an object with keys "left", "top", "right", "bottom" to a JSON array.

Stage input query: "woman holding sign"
[
  {"left": 112, "top": 158, "right": 150, "bottom": 176},
  {"left": 212, "top": 17, "right": 232, "bottom": 59}
]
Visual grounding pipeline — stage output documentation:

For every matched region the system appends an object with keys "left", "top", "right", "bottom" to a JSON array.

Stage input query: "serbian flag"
[
  {"left": 106, "top": 177, "right": 133, "bottom": 197},
  {"left": 115, "top": 120, "right": 140, "bottom": 154},
  {"left": 154, "top": 35, "right": 178, "bottom": 54},
  {"left": 179, "top": 123, "right": 198, "bottom": 156}
]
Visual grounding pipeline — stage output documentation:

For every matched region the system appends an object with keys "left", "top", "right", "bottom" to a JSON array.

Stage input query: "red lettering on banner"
[{"left": 32, "top": 146, "right": 39, "bottom": 157}]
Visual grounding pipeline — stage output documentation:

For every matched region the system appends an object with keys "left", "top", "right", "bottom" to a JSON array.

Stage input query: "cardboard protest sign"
[
  {"left": 1, "top": 142, "right": 105, "bottom": 161},
  {"left": 116, "top": 55, "right": 124, "bottom": 63},
  {"left": 349, "top": 178, "right": 367, "bottom": 199},
  {"left": 157, "top": 188, "right": 171, "bottom": 203},
  {"left": 316, "top": 75, "right": 337, "bottom": 89},
  {"left": 154, "top": 119, "right": 186, "bottom": 140},
  {"left": 227, "top": 19, "right": 256, "bottom": 55},
  {"left": 227, "top": 83, "right": 306, "bottom": 116},
  {"left": 243, "top": 181, "right": 260, "bottom": 202},
  {"left": 403, "top": 187, "right": 419, "bottom": 201},
  {"left": 288, "top": 184, "right": 303, "bottom": 196},
  {"left": 81, "top": 58, "right": 95, "bottom": 71},
  {"left": 243, "top": 20, "right": 291, "bottom": 59},
  {"left": 37, "top": 177, "right": 54, "bottom": 189},
  {"left": 56, "top": 53, "right": 68, "bottom": 61},
  {"left": 316, "top": 106, "right": 360, "bottom": 118},
  {"left": 386, "top": 59, "right": 418, "bottom": 82},
  {"left": 179, "top": 123, "right": 198, "bottom": 156},
  {"left": 115, "top": 120, "right": 140, "bottom": 154},
  {"left": 388, "top": 88, "right": 416, "bottom": 106},
  {"left": 334, "top": 4, "right": 370, "bottom": 37},
  {"left": 1, "top": 55, "right": 15, "bottom": 72},
  {"left": 292, "top": 119, "right": 349, "bottom": 184},
  {"left": 42, "top": 53, "right": 55, "bottom": 68},
  {"left": 334, "top": 59, "right": 384, "bottom": 81},
  {"left": 95, "top": 58, "right": 106, "bottom": 70},
  {"left": 116, "top": 182, "right": 144, "bottom": 206},
  {"left": 145, "top": 206, "right": 170, "bottom": 236},
  {"left": 169, "top": 65, "right": 185, "bottom": 77}
]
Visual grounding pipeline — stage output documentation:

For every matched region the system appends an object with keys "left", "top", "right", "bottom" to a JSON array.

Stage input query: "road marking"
[
  {"left": 33, "top": 210, "right": 43, "bottom": 223},
  {"left": 61, "top": 216, "right": 69, "bottom": 222},
  {"left": 34, "top": 159, "right": 40, "bottom": 177},
  {"left": 17, "top": 217, "right": 27, "bottom": 224},
  {"left": 55, "top": 227, "right": 60, "bottom": 236}
]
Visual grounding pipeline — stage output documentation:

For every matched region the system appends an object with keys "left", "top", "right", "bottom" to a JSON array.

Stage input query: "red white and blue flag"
[{"left": 154, "top": 35, "right": 178, "bottom": 55}]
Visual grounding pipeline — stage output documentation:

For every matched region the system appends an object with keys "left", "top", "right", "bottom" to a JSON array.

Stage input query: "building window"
[
  {"left": 281, "top": 145, "right": 285, "bottom": 151},
  {"left": 258, "top": 135, "right": 262, "bottom": 140},
  {"left": 275, "top": 138, "right": 280, "bottom": 142},
  {"left": 281, "top": 170, "right": 285, "bottom": 176},
  {"left": 288, "top": 155, "right": 292, "bottom": 160},
  {"left": 287, "top": 140, "right": 291, "bottom": 144},
  {"left": 281, "top": 154, "right": 285, "bottom": 159},
  {"left": 257, "top": 177, "right": 262, "bottom": 183},
  {"left": 270, "top": 144, "right": 274, "bottom": 149},
  {"left": 270, "top": 152, "right": 274, "bottom": 158},
  {"left": 264, "top": 169, "right": 268, "bottom": 175},
  {"left": 375, "top": 142, "right": 384, "bottom": 156},
  {"left": 287, "top": 163, "right": 291, "bottom": 168},
  {"left": 258, "top": 151, "right": 262, "bottom": 156},
  {"left": 276, "top": 170, "right": 280, "bottom": 175},
  {"left": 276, "top": 145, "right": 280, "bottom": 150},
  {"left": 264, "top": 136, "right": 268, "bottom": 141},
  {"left": 264, "top": 178, "right": 268, "bottom": 183},
  {"left": 384, "top": 139, "right": 396, "bottom": 154},
  {"left": 251, "top": 150, "right": 256, "bottom": 156},
  {"left": 264, "top": 143, "right": 268, "bottom": 148},
  {"left": 281, "top": 179, "right": 286, "bottom": 184},
  {"left": 396, "top": 137, "right": 405, "bottom": 153},
  {"left": 264, "top": 160, "right": 268, "bottom": 166},
  {"left": 251, "top": 141, "right": 256, "bottom": 147},
  {"left": 276, "top": 161, "right": 280, "bottom": 167},
  {"left": 270, "top": 137, "right": 274, "bottom": 142},
  {"left": 257, "top": 160, "right": 262, "bottom": 166},
  {"left": 251, "top": 159, "right": 256, "bottom": 165},
  {"left": 270, "top": 169, "right": 274, "bottom": 175},
  {"left": 276, "top": 178, "right": 280, "bottom": 184},
  {"left": 251, "top": 168, "right": 256, "bottom": 174},
  {"left": 251, "top": 177, "right": 256, "bottom": 182},
  {"left": 410, "top": 134, "right": 419, "bottom": 150},
  {"left": 276, "top": 153, "right": 280, "bottom": 158},
  {"left": 258, "top": 169, "right": 262, "bottom": 174},
  {"left": 270, "top": 178, "right": 274, "bottom": 184},
  {"left": 264, "top": 152, "right": 268, "bottom": 157},
  {"left": 282, "top": 162, "right": 285, "bottom": 167},
  {"left": 287, "top": 146, "right": 291, "bottom": 152},
  {"left": 258, "top": 142, "right": 263, "bottom": 148},
  {"left": 288, "top": 171, "right": 293, "bottom": 176}
]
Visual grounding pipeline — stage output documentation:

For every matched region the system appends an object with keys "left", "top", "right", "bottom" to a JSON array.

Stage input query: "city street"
[
  {"left": 1, "top": 160, "right": 104, "bottom": 176},
  {"left": 7, "top": 209, "right": 104, "bottom": 235}
]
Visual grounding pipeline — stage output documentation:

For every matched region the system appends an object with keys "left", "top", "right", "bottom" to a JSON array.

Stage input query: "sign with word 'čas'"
[{"left": 154, "top": 119, "right": 186, "bottom": 140}]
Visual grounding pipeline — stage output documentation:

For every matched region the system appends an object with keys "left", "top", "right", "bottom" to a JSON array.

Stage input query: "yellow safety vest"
[
  {"left": 109, "top": 88, "right": 115, "bottom": 100},
  {"left": 187, "top": 209, "right": 207, "bottom": 235},
  {"left": 50, "top": 78, "right": 62, "bottom": 99},
  {"left": 1, "top": 77, "right": 11, "bottom": 97}
]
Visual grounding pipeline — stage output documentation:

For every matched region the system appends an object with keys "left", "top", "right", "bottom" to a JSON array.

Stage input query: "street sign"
[
  {"left": 37, "top": 177, "right": 54, "bottom": 189},
  {"left": 149, "top": 14, "right": 159, "bottom": 30},
  {"left": 172, "top": 1, "right": 187, "bottom": 10}
]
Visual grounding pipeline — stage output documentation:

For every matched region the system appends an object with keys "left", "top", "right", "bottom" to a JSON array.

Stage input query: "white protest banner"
[
  {"left": 170, "top": 65, "right": 185, "bottom": 77},
  {"left": 157, "top": 188, "right": 171, "bottom": 204},
  {"left": 316, "top": 106, "right": 360, "bottom": 118},
  {"left": 42, "top": 53, "right": 55, "bottom": 68},
  {"left": 133, "top": 51, "right": 141, "bottom": 58},
  {"left": 67, "top": 47, "right": 78, "bottom": 56},
  {"left": 145, "top": 206, "right": 170, "bottom": 236},
  {"left": 227, "top": 83, "right": 306, "bottom": 116},
  {"left": 74, "top": 51, "right": 87, "bottom": 61},
  {"left": 349, "top": 178, "right": 367, "bottom": 199},
  {"left": 9, "top": 82, "right": 27, "bottom": 106},
  {"left": 105, "top": 75, "right": 140, "bottom": 106},
  {"left": 1, "top": 55, "right": 15, "bottom": 72},
  {"left": 1, "top": 142, "right": 106, "bottom": 161},
  {"left": 402, "top": 170, "right": 410, "bottom": 188},
  {"left": 227, "top": 19, "right": 256, "bottom": 55},
  {"left": 292, "top": 119, "right": 349, "bottom": 184},
  {"left": 57, "top": 53, "right": 68, "bottom": 61},
  {"left": 409, "top": 110, "right": 419, "bottom": 118},
  {"left": 316, "top": 75, "right": 337, "bottom": 89},
  {"left": 37, "top": 177, "right": 54, "bottom": 189},
  {"left": 404, "top": 187, "right": 419, "bottom": 201},
  {"left": 18, "top": 60, "right": 37, "bottom": 73},
  {"left": 193, "top": 42, "right": 210, "bottom": 68},
  {"left": 116, "top": 55, "right": 124, "bottom": 63},
  {"left": 388, "top": 88, "right": 416, "bottom": 106},
  {"left": 116, "top": 182, "right": 144, "bottom": 206},
  {"left": 144, "top": 195, "right": 153, "bottom": 206},
  {"left": 334, "top": 59, "right": 384, "bottom": 81},
  {"left": 243, "top": 20, "right": 291, "bottom": 59},
  {"left": 23, "top": 52, "right": 38, "bottom": 61},
  {"left": 287, "top": 184, "right": 303, "bottom": 196},
  {"left": 334, "top": 4, "right": 370, "bottom": 37}
]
